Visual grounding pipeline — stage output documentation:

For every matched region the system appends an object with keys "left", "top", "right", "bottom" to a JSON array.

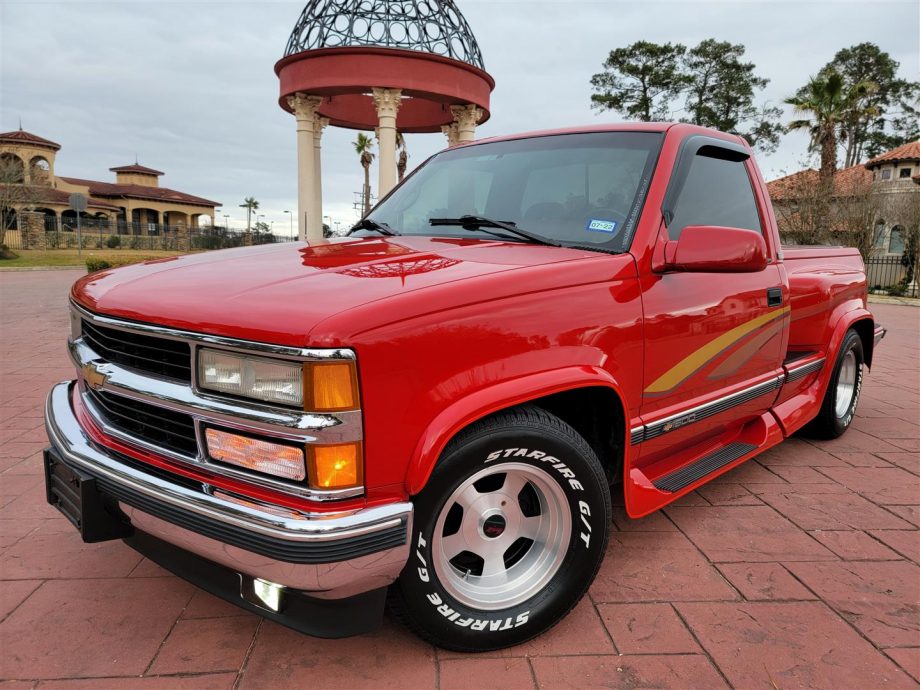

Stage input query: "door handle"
[{"left": 767, "top": 287, "right": 783, "bottom": 307}]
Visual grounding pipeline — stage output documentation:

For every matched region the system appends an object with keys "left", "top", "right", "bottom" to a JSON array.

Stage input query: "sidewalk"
[{"left": 1, "top": 270, "right": 917, "bottom": 689}]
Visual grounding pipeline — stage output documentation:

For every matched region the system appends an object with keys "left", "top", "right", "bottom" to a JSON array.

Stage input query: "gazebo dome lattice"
[
  {"left": 276, "top": 0, "right": 494, "bottom": 242},
  {"left": 284, "top": 0, "right": 484, "bottom": 69}
]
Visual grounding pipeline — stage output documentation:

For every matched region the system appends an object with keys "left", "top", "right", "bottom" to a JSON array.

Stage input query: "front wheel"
[
  {"left": 805, "top": 329, "right": 864, "bottom": 439},
  {"left": 392, "top": 405, "right": 611, "bottom": 652}
]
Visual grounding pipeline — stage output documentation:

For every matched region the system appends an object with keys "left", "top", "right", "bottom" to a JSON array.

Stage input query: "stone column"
[
  {"left": 287, "top": 93, "right": 323, "bottom": 242},
  {"left": 313, "top": 115, "right": 330, "bottom": 237},
  {"left": 450, "top": 105, "right": 483, "bottom": 143},
  {"left": 373, "top": 88, "right": 402, "bottom": 199},
  {"left": 441, "top": 122, "right": 460, "bottom": 148},
  {"left": 174, "top": 214, "right": 189, "bottom": 251}
]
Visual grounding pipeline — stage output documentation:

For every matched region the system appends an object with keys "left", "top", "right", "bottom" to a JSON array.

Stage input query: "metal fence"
[
  {"left": 866, "top": 254, "right": 918, "bottom": 298},
  {"left": 2, "top": 225, "right": 295, "bottom": 252}
]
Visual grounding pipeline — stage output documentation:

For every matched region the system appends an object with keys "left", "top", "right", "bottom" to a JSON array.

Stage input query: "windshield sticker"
[{"left": 586, "top": 219, "right": 619, "bottom": 234}]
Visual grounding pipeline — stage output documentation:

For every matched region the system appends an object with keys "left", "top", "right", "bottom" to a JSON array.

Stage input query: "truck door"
[{"left": 630, "top": 136, "right": 787, "bottom": 512}]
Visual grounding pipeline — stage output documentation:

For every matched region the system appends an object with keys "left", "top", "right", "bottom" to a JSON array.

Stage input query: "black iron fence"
[
  {"left": 866, "top": 254, "right": 918, "bottom": 297},
  {"left": 44, "top": 217, "right": 208, "bottom": 236},
  {"left": 2, "top": 224, "right": 295, "bottom": 252}
]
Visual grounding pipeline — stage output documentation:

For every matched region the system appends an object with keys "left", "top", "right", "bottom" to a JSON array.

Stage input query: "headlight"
[
  {"left": 199, "top": 349, "right": 303, "bottom": 407},
  {"left": 198, "top": 348, "right": 360, "bottom": 412}
]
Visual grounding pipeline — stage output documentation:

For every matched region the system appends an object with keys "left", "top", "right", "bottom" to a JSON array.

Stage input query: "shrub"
[
  {"left": 106, "top": 234, "right": 121, "bottom": 248},
  {"left": 85, "top": 259, "right": 113, "bottom": 273}
]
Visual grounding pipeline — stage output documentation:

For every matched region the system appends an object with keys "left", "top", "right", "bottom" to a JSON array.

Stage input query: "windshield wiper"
[
  {"left": 348, "top": 218, "right": 400, "bottom": 236},
  {"left": 429, "top": 215, "right": 560, "bottom": 247}
]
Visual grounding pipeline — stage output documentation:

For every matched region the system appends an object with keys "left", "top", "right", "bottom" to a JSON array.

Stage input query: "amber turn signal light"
[
  {"left": 307, "top": 442, "right": 363, "bottom": 490},
  {"left": 306, "top": 361, "right": 359, "bottom": 412}
]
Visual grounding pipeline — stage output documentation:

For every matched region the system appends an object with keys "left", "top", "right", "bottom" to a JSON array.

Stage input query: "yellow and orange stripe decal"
[{"left": 644, "top": 306, "right": 790, "bottom": 395}]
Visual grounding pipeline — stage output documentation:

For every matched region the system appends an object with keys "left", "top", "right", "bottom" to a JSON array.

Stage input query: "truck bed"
[{"left": 783, "top": 245, "right": 867, "bottom": 353}]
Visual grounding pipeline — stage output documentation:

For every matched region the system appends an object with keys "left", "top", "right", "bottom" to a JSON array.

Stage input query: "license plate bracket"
[{"left": 43, "top": 448, "right": 131, "bottom": 543}]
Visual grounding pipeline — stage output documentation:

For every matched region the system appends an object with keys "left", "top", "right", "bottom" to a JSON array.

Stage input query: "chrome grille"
[
  {"left": 85, "top": 388, "right": 198, "bottom": 458},
  {"left": 81, "top": 319, "right": 191, "bottom": 382},
  {"left": 71, "top": 302, "right": 364, "bottom": 501}
]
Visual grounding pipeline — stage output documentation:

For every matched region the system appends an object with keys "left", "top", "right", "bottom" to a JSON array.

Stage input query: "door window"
[{"left": 668, "top": 153, "right": 763, "bottom": 239}]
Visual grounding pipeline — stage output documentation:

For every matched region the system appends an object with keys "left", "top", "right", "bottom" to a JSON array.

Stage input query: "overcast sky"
[{"left": 1, "top": 0, "right": 917, "bottom": 233}]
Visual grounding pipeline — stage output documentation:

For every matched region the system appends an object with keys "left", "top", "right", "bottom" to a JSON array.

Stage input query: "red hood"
[{"left": 72, "top": 236, "right": 601, "bottom": 347}]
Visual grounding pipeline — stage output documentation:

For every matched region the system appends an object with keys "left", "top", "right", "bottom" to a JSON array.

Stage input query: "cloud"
[{"left": 2, "top": 0, "right": 917, "bottom": 230}]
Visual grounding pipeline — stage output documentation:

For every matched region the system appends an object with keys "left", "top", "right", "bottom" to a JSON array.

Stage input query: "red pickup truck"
[{"left": 44, "top": 123, "right": 884, "bottom": 651}]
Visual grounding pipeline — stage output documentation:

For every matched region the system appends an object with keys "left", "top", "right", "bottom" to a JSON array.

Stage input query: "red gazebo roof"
[
  {"left": 275, "top": 1, "right": 493, "bottom": 133},
  {"left": 0, "top": 129, "right": 61, "bottom": 151},
  {"left": 109, "top": 163, "right": 164, "bottom": 176}
]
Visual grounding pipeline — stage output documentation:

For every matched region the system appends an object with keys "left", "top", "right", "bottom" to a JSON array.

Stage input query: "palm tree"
[
  {"left": 354, "top": 134, "right": 375, "bottom": 216},
  {"left": 785, "top": 72, "right": 877, "bottom": 181},
  {"left": 240, "top": 196, "right": 259, "bottom": 232},
  {"left": 396, "top": 131, "right": 409, "bottom": 183}
]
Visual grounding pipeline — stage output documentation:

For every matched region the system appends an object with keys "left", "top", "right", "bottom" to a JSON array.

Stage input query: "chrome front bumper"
[{"left": 45, "top": 381, "right": 412, "bottom": 599}]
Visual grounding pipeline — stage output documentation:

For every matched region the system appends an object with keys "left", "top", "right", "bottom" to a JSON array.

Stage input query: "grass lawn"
[{"left": 0, "top": 249, "right": 188, "bottom": 269}]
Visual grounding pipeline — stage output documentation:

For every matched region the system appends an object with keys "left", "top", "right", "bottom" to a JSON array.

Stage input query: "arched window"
[
  {"left": 29, "top": 156, "right": 51, "bottom": 185},
  {"left": 888, "top": 225, "right": 905, "bottom": 254},
  {"left": 0, "top": 153, "right": 25, "bottom": 184}
]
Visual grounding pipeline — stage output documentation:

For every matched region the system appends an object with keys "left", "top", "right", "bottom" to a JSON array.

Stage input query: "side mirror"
[{"left": 662, "top": 225, "right": 768, "bottom": 273}]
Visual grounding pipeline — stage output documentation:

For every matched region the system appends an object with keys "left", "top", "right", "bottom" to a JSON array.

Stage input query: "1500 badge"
[{"left": 662, "top": 412, "right": 697, "bottom": 432}]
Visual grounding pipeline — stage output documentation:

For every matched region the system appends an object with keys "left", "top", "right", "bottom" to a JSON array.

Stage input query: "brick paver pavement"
[{"left": 1, "top": 269, "right": 917, "bottom": 689}]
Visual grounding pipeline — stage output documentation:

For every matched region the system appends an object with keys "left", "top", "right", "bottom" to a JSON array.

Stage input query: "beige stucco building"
[
  {"left": 862, "top": 141, "right": 920, "bottom": 256},
  {"left": 768, "top": 140, "right": 920, "bottom": 256},
  {"left": 0, "top": 129, "right": 220, "bottom": 240}
]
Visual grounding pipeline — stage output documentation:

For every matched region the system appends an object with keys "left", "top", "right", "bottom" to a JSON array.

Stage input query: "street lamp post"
[
  {"left": 284, "top": 210, "right": 293, "bottom": 240},
  {"left": 223, "top": 214, "right": 230, "bottom": 231}
]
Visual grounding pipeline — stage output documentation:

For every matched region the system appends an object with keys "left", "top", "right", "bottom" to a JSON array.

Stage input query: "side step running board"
[{"left": 653, "top": 442, "right": 757, "bottom": 493}]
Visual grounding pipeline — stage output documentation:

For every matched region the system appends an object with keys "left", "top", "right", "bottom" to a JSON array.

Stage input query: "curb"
[
  {"left": 868, "top": 294, "right": 920, "bottom": 308},
  {"left": 0, "top": 266, "right": 84, "bottom": 272}
]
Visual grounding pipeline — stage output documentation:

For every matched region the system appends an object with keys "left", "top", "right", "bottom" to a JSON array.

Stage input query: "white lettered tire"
[{"left": 392, "top": 405, "right": 612, "bottom": 651}]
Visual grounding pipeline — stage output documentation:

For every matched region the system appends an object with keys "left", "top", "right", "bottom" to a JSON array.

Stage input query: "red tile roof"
[
  {"left": 767, "top": 164, "right": 873, "bottom": 201},
  {"left": 109, "top": 164, "right": 164, "bottom": 176},
  {"left": 865, "top": 140, "right": 920, "bottom": 167},
  {"left": 0, "top": 184, "right": 121, "bottom": 210},
  {"left": 60, "top": 177, "right": 220, "bottom": 208},
  {"left": 0, "top": 129, "right": 61, "bottom": 151}
]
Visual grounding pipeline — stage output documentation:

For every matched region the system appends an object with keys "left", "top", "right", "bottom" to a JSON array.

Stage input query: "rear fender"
[
  {"left": 772, "top": 305, "right": 873, "bottom": 436},
  {"left": 404, "top": 366, "right": 627, "bottom": 495},
  {"left": 825, "top": 305, "right": 873, "bottom": 385}
]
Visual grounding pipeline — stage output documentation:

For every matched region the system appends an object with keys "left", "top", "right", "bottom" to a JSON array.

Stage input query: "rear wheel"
[
  {"left": 392, "top": 405, "right": 611, "bottom": 651},
  {"left": 805, "top": 329, "right": 864, "bottom": 439}
]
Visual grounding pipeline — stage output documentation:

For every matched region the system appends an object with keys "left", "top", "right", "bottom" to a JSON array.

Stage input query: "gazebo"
[{"left": 275, "top": 0, "right": 495, "bottom": 241}]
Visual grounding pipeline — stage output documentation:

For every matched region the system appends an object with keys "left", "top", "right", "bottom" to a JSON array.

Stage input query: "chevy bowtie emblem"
[{"left": 82, "top": 362, "right": 108, "bottom": 390}]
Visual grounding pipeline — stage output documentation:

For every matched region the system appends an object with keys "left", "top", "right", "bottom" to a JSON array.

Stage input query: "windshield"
[{"left": 365, "top": 131, "right": 663, "bottom": 251}]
